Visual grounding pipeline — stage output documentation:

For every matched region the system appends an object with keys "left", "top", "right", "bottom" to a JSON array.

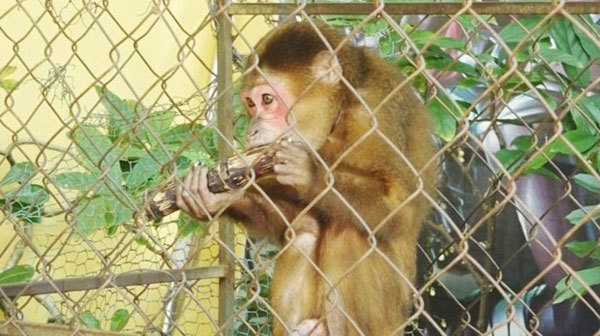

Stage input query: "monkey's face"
[
  {"left": 241, "top": 70, "right": 339, "bottom": 150},
  {"left": 241, "top": 75, "right": 296, "bottom": 148}
]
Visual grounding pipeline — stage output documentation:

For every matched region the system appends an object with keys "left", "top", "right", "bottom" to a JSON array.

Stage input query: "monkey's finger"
[
  {"left": 275, "top": 175, "right": 297, "bottom": 186},
  {"left": 183, "top": 166, "right": 204, "bottom": 215},
  {"left": 176, "top": 179, "right": 185, "bottom": 212},
  {"left": 198, "top": 167, "right": 211, "bottom": 198},
  {"left": 275, "top": 149, "right": 303, "bottom": 165},
  {"left": 282, "top": 140, "right": 310, "bottom": 154},
  {"left": 178, "top": 169, "right": 195, "bottom": 214},
  {"left": 274, "top": 163, "right": 297, "bottom": 175}
]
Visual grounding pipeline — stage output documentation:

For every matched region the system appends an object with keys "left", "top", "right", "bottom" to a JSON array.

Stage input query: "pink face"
[{"left": 241, "top": 80, "right": 296, "bottom": 147}]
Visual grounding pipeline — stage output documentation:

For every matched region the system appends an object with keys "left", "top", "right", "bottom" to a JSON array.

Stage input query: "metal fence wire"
[{"left": 0, "top": 1, "right": 599, "bottom": 335}]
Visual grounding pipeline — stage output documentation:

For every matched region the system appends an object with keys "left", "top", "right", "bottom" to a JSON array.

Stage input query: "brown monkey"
[{"left": 177, "top": 21, "right": 437, "bottom": 335}]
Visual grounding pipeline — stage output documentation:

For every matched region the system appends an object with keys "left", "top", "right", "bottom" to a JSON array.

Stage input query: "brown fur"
[{"left": 234, "top": 22, "right": 437, "bottom": 335}]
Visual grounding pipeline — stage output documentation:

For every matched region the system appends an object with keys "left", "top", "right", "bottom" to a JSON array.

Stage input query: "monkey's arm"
[
  {"left": 226, "top": 191, "right": 293, "bottom": 242},
  {"left": 274, "top": 142, "right": 419, "bottom": 237}
]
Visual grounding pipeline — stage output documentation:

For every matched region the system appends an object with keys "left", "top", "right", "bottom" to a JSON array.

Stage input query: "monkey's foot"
[{"left": 291, "top": 319, "right": 327, "bottom": 336}]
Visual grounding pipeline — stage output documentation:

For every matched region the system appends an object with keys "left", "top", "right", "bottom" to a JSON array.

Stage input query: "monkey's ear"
[{"left": 312, "top": 51, "right": 342, "bottom": 84}]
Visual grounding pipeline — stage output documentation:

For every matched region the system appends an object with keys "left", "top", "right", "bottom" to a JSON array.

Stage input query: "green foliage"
[
  {"left": 0, "top": 265, "right": 34, "bottom": 284},
  {"left": 0, "top": 162, "right": 49, "bottom": 225},
  {"left": 566, "top": 241, "right": 600, "bottom": 260},
  {"left": 0, "top": 65, "right": 18, "bottom": 90},
  {"left": 565, "top": 205, "right": 600, "bottom": 225},
  {"left": 554, "top": 266, "right": 600, "bottom": 303},
  {"left": 550, "top": 18, "right": 598, "bottom": 87},
  {"left": 351, "top": 12, "right": 600, "bottom": 313},
  {"left": 110, "top": 309, "right": 130, "bottom": 332},
  {"left": 79, "top": 312, "right": 101, "bottom": 329},
  {"left": 573, "top": 174, "right": 600, "bottom": 193},
  {"left": 0, "top": 84, "right": 240, "bottom": 239},
  {"left": 177, "top": 212, "right": 208, "bottom": 237},
  {"left": 0, "top": 162, "right": 36, "bottom": 186}
]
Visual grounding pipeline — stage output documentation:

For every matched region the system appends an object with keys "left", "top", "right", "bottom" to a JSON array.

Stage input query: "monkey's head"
[{"left": 241, "top": 22, "right": 367, "bottom": 149}]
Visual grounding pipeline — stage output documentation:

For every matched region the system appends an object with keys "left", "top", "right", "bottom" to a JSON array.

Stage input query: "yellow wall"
[{"left": 0, "top": 1, "right": 270, "bottom": 334}]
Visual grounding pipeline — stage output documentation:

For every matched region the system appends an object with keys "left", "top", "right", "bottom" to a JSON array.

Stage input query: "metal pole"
[
  {"left": 228, "top": 1, "right": 600, "bottom": 15},
  {"left": 216, "top": 1, "right": 235, "bottom": 335}
]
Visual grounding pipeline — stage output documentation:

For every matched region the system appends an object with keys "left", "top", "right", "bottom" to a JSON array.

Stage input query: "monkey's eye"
[
  {"left": 262, "top": 94, "right": 274, "bottom": 105},
  {"left": 246, "top": 98, "right": 255, "bottom": 108}
]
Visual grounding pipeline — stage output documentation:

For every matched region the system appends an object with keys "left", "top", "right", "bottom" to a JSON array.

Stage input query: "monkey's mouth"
[{"left": 247, "top": 136, "right": 294, "bottom": 150}]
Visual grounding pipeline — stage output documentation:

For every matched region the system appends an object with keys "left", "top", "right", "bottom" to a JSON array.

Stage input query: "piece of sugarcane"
[{"left": 141, "top": 143, "right": 277, "bottom": 221}]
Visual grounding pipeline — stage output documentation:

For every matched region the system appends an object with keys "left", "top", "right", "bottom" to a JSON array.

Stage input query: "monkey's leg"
[
  {"left": 271, "top": 217, "right": 323, "bottom": 336},
  {"left": 318, "top": 227, "right": 412, "bottom": 336}
]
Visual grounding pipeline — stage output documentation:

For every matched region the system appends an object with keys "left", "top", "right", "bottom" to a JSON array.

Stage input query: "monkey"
[{"left": 176, "top": 21, "right": 437, "bottom": 335}]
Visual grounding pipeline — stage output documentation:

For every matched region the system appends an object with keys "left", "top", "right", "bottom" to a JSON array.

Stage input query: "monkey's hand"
[
  {"left": 273, "top": 141, "right": 323, "bottom": 199},
  {"left": 176, "top": 165, "right": 242, "bottom": 220}
]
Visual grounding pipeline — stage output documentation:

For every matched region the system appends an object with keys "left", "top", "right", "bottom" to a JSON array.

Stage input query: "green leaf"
[
  {"left": 161, "top": 124, "right": 203, "bottom": 145},
  {"left": 456, "top": 16, "right": 475, "bottom": 31},
  {"left": 379, "top": 39, "right": 393, "bottom": 57},
  {"left": 499, "top": 17, "right": 546, "bottom": 43},
  {"left": 572, "top": 16, "right": 600, "bottom": 60},
  {"left": 539, "top": 48, "right": 584, "bottom": 68},
  {"left": 579, "top": 94, "right": 600, "bottom": 125},
  {"left": 363, "top": 22, "right": 377, "bottom": 35},
  {"left": 0, "top": 265, "right": 34, "bottom": 284},
  {"left": 376, "top": 19, "right": 387, "bottom": 31},
  {"left": 124, "top": 150, "right": 170, "bottom": 191},
  {"left": 573, "top": 174, "right": 600, "bottom": 193},
  {"left": 142, "top": 110, "right": 176, "bottom": 145},
  {"left": 566, "top": 205, "right": 600, "bottom": 224},
  {"left": 551, "top": 19, "right": 591, "bottom": 86},
  {"left": 80, "top": 312, "right": 101, "bottom": 330},
  {"left": 427, "top": 96, "right": 457, "bottom": 142},
  {"left": 74, "top": 198, "right": 106, "bottom": 236},
  {"left": 549, "top": 130, "right": 598, "bottom": 155},
  {"left": 1, "top": 197, "right": 45, "bottom": 225},
  {"left": 511, "top": 135, "right": 535, "bottom": 151},
  {"left": 554, "top": 266, "right": 600, "bottom": 303},
  {"left": 426, "top": 58, "right": 476, "bottom": 75},
  {"left": 75, "top": 196, "right": 133, "bottom": 236},
  {"left": 1, "top": 184, "right": 48, "bottom": 225},
  {"left": 0, "top": 162, "right": 36, "bottom": 186},
  {"left": 524, "top": 166, "right": 559, "bottom": 180},
  {"left": 411, "top": 30, "right": 465, "bottom": 50},
  {"left": 6, "top": 184, "right": 49, "bottom": 205},
  {"left": 0, "top": 65, "right": 16, "bottom": 78},
  {"left": 94, "top": 86, "right": 140, "bottom": 141},
  {"left": 72, "top": 126, "right": 123, "bottom": 188},
  {"left": 54, "top": 172, "right": 98, "bottom": 192},
  {"left": 565, "top": 241, "right": 600, "bottom": 260},
  {"left": 110, "top": 309, "right": 130, "bottom": 331},
  {"left": 178, "top": 213, "right": 207, "bottom": 237},
  {"left": 457, "top": 78, "right": 487, "bottom": 88},
  {"left": 0, "top": 79, "right": 18, "bottom": 90},
  {"left": 496, "top": 149, "right": 525, "bottom": 169}
]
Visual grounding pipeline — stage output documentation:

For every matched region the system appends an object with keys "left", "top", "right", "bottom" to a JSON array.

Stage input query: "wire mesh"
[{"left": 0, "top": 1, "right": 598, "bottom": 335}]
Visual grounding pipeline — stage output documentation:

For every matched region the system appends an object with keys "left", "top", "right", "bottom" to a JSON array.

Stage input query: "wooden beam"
[
  {"left": 0, "top": 266, "right": 227, "bottom": 297},
  {"left": 228, "top": 2, "right": 600, "bottom": 15},
  {"left": 0, "top": 320, "right": 136, "bottom": 336}
]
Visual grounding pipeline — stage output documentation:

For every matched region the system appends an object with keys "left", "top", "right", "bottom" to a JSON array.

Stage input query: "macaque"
[{"left": 177, "top": 21, "right": 437, "bottom": 335}]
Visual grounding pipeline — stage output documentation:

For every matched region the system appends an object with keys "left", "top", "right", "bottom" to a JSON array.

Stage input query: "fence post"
[{"left": 216, "top": 1, "right": 235, "bottom": 335}]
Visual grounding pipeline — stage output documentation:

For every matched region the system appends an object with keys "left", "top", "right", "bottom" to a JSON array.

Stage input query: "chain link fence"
[{"left": 0, "top": 1, "right": 599, "bottom": 335}]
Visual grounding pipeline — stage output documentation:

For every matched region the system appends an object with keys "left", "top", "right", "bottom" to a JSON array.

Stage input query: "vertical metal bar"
[{"left": 216, "top": 1, "right": 235, "bottom": 335}]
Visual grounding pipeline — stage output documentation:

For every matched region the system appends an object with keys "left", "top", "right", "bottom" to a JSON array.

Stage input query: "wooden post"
[{"left": 216, "top": 1, "right": 235, "bottom": 335}]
